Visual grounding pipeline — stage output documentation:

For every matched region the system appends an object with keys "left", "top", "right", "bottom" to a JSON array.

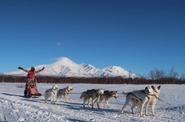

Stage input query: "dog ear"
[
  {"left": 157, "top": 85, "right": 161, "bottom": 90},
  {"left": 151, "top": 86, "right": 155, "bottom": 90},
  {"left": 145, "top": 87, "right": 150, "bottom": 93},
  {"left": 145, "top": 87, "right": 148, "bottom": 91}
]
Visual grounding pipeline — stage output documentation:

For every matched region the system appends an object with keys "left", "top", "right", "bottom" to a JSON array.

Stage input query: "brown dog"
[
  {"left": 99, "top": 90, "right": 118, "bottom": 107},
  {"left": 80, "top": 89, "right": 104, "bottom": 109}
]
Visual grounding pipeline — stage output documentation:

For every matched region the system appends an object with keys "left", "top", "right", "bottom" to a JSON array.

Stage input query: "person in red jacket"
[{"left": 18, "top": 66, "right": 45, "bottom": 97}]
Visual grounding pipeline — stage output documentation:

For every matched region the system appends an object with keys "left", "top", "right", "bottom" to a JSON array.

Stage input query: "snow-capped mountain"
[
  {"left": 7, "top": 57, "right": 136, "bottom": 78},
  {"left": 103, "top": 66, "right": 136, "bottom": 78}
]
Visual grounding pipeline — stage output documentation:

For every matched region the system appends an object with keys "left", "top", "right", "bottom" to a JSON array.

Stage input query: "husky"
[
  {"left": 121, "top": 86, "right": 154, "bottom": 116},
  {"left": 145, "top": 85, "right": 161, "bottom": 116},
  {"left": 80, "top": 91, "right": 91, "bottom": 107},
  {"left": 57, "top": 86, "right": 73, "bottom": 102},
  {"left": 80, "top": 89, "right": 104, "bottom": 109},
  {"left": 44, "top": 84, "right": 58, "bottom": 103},
  {"left": 99, "top": 90, "right": 118, "bottom": 107}
]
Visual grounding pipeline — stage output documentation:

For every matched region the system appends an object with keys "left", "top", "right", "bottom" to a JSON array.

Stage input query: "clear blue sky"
[{"left": 0, "top": 0, "right": 185, "bottom": 75}]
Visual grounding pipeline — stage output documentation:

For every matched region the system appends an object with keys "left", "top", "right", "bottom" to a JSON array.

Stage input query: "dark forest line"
[{"left": 0, "top": 75, "right": 185, "bottom": 84}]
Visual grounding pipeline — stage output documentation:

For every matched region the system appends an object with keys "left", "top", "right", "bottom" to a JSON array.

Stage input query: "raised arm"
[
  {"left": 18, "top": 67, "right": 29, "bottom": 72},
  {"left": 36, "top": 67, "right": 45, "bottom": 73}
]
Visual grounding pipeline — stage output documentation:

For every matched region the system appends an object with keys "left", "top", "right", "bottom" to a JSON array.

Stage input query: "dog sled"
[
  {"left": 24, "top": 81, "right": 41, "bottom": 98},
  {"left": 18, "top": 66, "right": 45, "bottom": 98}
]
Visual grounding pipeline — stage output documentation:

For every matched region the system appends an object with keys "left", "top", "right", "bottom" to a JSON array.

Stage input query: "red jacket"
[{"left": 27, "top": 70, "right": 36, "bottom": 79}]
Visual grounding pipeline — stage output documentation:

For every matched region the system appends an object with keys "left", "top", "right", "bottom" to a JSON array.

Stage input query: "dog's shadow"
[
  {"left": 81, "top": 107, "right": 119, "bottom": 113},
  {"left": 21, "top": 98, "right": 120, "bottom": 114},
  {"left": 1, "top": 92, "right": 121, "bottom": 114},
  {"left": 66, "top": 118, "right": 87, "bottom": 122},
  {"left": 2, "top": 92, "right": 24, "bottom": 97},
  {"left": 160, "top": 105, "right": 185, "bottom": 111},
  {"left": 21, "top": 98, "right": 84, "bottom": 110}
]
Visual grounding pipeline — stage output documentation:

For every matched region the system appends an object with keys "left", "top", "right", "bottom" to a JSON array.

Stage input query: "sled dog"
[
  {"left": 80, "top": 89, "right": 104, "bottom": 109},
  {"left": 99, "top": 90, "right": 118, "bottom": 107},
  {"left": 44, "top": 84, "right": 58, "bottom": 103},
  {"left": 145, "top": 85, "right": 161, "bottom": 116},
  {"left": 121, "top": 86, "right": 153, "bottom": 116},
  {"left": 57, "top": 86, "right": 73, "bottom": 102}
]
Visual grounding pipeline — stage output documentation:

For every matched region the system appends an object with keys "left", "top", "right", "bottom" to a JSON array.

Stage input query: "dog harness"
[
  {"left": 128, "top": 92, "right": 146, "bottom": 101},
  {"left": 130, "top": 90, "right": 151, "bottom": 102}
]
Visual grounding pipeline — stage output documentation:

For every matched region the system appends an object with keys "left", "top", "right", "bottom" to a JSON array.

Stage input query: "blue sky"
[{"left": 0, "top": 0, "right": 185, "bottom": 75}]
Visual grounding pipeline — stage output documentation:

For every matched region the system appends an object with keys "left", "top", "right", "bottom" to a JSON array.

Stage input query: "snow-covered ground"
[{"left": 0, "top": 83, "right": 185, "bottom": 122}]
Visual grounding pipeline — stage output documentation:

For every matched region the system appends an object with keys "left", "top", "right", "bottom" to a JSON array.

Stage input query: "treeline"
[
  {"left": 147, "top": 68, "right": 185, "bottom": 80},
  {"left": 0, "top": 74, "right": 185, "bottom": 84}
]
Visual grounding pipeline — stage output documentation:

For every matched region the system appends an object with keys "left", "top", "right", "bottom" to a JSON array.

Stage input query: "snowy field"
[{"left": 0, "top": 83, "right": 185, "bottom": 122}]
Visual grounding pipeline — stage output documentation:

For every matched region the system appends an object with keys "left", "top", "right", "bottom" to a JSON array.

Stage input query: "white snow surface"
[
  {"left": 7, "top": 57, "right": 136, "bottom": 78},
  {"left": 0, "top": 83, "right": 185, "bottom": 122}
]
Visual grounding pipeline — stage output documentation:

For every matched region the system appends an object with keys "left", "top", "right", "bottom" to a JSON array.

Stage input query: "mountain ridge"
[{"left": 7, "top": 57, "right": 137, "bottom": 78}]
